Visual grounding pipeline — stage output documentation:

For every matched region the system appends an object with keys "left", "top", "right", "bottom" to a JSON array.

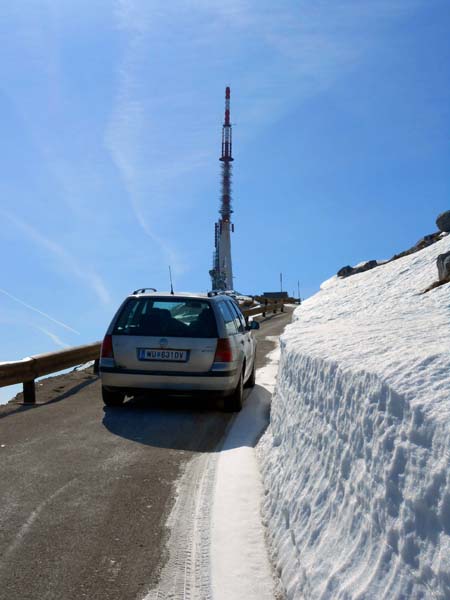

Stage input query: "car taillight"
[
  {"left": 214, "top": 338, "right": 233, "bottom": 362},
  {"left": 101, "top": 334, "right": 114, "bottom": 358}
]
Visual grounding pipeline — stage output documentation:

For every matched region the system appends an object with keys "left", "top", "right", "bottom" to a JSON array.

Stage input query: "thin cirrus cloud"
[
  {"left": 36, "top": 326, "right": 69, "bottom": 348},
  {"left": 105, "top": 1, "right": 228, "bottom": 276},
  {"left": 104, "top": 24, "right": 188, "bottom": 276},
  {"left": 0, "top": 288, "right": 80, "bottom": 335},
  {"left": 1, "top": 210, "right": 111, "bottom": 306}
]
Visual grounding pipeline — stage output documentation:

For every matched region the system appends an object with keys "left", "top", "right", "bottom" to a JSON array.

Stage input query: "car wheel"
[
  {"left": 245, "top": 361, "right": 256, "bottom": 388},
  {"left": 102, "top": 386, "right": 125, "bottom": 407},
  {"left": 224, "top": 370, "right": 243, "bottom": 412}
]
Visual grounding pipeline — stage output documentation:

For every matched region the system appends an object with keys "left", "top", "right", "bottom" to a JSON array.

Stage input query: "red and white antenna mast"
[
  {"left": 210, "top": 87, "right": 235, "bottom": 291},
  {"left": 219, "top": 86, "right": 233, "bottom": 222}
]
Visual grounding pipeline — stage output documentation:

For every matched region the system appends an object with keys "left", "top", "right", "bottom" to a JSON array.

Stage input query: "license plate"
[{"left": 137, "top": 348, "right": 189, "bottom": 362}]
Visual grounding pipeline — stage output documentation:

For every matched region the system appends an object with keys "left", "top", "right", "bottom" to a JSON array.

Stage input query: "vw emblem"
[{"left": 159, "top": 338, "right": 169, "bottom": 349}]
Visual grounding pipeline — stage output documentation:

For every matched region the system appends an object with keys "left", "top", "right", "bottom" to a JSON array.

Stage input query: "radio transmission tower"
[{"left": 210, "top": 87, "right": 234, "bottom": 291}]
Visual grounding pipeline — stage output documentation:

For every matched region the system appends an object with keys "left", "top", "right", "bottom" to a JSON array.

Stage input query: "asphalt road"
[{"left": 0, "top": 308, "right": 293, "bottom": 600}]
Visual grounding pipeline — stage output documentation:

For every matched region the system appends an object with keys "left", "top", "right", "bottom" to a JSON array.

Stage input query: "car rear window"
[{"left": 113, "top": 297, "right": 218, "bottom": 338}]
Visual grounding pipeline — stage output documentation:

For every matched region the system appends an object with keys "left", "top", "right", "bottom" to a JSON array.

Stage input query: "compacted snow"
[
  {"left": 258, "top": 234, "right": 450, "bottom": 599},
  {"left": 210, "top": 356, "right": 279, "bottom": 600},
  {"left": 146, "top": 351, "right": 283, "bottom": 600}
]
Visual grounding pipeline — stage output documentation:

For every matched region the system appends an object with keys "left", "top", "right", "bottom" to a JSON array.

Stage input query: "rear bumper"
[{"left": 100, "top": 365, "right": 238, "bottom": 393}]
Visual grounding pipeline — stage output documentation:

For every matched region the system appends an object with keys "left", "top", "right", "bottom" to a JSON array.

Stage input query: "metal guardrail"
[
  {"left": 0, "top": 342, "right": 101, "bottom": 404},
  {"left": 0, "top": 296, "right": 293, "bottom": 404},
  {"left": 242, "top": 298, "right": 286, "bottom": 318}
]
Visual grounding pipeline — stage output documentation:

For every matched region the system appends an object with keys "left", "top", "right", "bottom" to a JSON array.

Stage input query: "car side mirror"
[{"left": 247, "top": 320, "right": 260, "bottom": 331}]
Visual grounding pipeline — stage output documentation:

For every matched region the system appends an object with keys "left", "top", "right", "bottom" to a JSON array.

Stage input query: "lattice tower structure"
[{"left": 210, "top": 87, "right": 234, "bottom": 291}]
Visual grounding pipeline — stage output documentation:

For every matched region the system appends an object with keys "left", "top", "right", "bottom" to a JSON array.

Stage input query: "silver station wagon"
[{"left": 99, "top": 290, "right": 259, "bottom": 411}]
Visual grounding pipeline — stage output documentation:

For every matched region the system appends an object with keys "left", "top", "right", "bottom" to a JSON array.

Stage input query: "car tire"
[
  {"left": 102, "top": 386, "right": 125, "bottom": 407},
  {"left": 245, "top": 361, "right": 256, "bottom": 388},
  {"left": 224, "top": 370, "right": 243, "bottom": 412}
]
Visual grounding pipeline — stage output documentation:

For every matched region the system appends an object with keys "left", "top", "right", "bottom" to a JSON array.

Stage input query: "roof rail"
[
  {"left": 207, "top": 290, "right": 229, "bottom": 297},
  {"left": 208, "top": 290, "right": 239, "bottom": 298},
  {"left": 132, "top": 287, "right": 157, "bottom": 294}
]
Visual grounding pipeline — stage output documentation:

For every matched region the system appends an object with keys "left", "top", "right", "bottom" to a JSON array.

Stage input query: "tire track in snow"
[{"left": 144, "top": 452, "right": 218, "bottom": 600}]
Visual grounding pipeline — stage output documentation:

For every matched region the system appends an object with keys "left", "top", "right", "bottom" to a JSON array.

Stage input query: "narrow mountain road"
[{"left": 0, "top": 308, "right": 293, "bottom": 600}]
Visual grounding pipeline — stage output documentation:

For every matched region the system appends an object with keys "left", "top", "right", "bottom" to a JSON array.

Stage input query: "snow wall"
[{"left": 259, "top": 235, "right": 450, "bottom": 599}]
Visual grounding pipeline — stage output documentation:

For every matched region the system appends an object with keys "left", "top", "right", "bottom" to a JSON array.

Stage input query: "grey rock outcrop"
[
  {"left": 436, "top": 211, "right": 450, "bottom": 233},
  {"left": 337, "top": 216, "right": 448, "bottom": 284},
  {"left": 437, "top": 251, "right": 450, "bottom": 281},
  {"left": 337, "top": 265, "right": 354, "bottom": 278},
  {"left": 337, "top": 260, "right": 378, "bottom": 278},
  {"left": 390, "top": 232, "right": 441, "bottom": 261}
]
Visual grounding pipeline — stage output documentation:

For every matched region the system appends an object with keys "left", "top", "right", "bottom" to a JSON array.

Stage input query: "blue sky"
[{"left": 1, "top": 0, "right": 449, "bottom": 400}]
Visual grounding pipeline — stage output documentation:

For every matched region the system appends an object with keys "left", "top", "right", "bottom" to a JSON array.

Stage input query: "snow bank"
[{"left": 259, "top": 235, "right": 450, "bottom": 599}]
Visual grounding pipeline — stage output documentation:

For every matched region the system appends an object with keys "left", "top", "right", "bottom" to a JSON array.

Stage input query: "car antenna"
[{"left": 169, "top": 265, "right": 174, "bottom": 295}]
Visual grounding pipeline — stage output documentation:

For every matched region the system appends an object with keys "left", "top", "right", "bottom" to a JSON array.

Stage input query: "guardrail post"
[
  {"left": 281, "top": 301, "right": 285, "bottom": 313},
  {"left": 23, "top": 380, "right": 36, "bottom": 404},
  {"left": 0, "top": 342, "right": 102, "bottom": 400},
  {"left": 262, "top": 299, "right": 268, "bottom": 317}
]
